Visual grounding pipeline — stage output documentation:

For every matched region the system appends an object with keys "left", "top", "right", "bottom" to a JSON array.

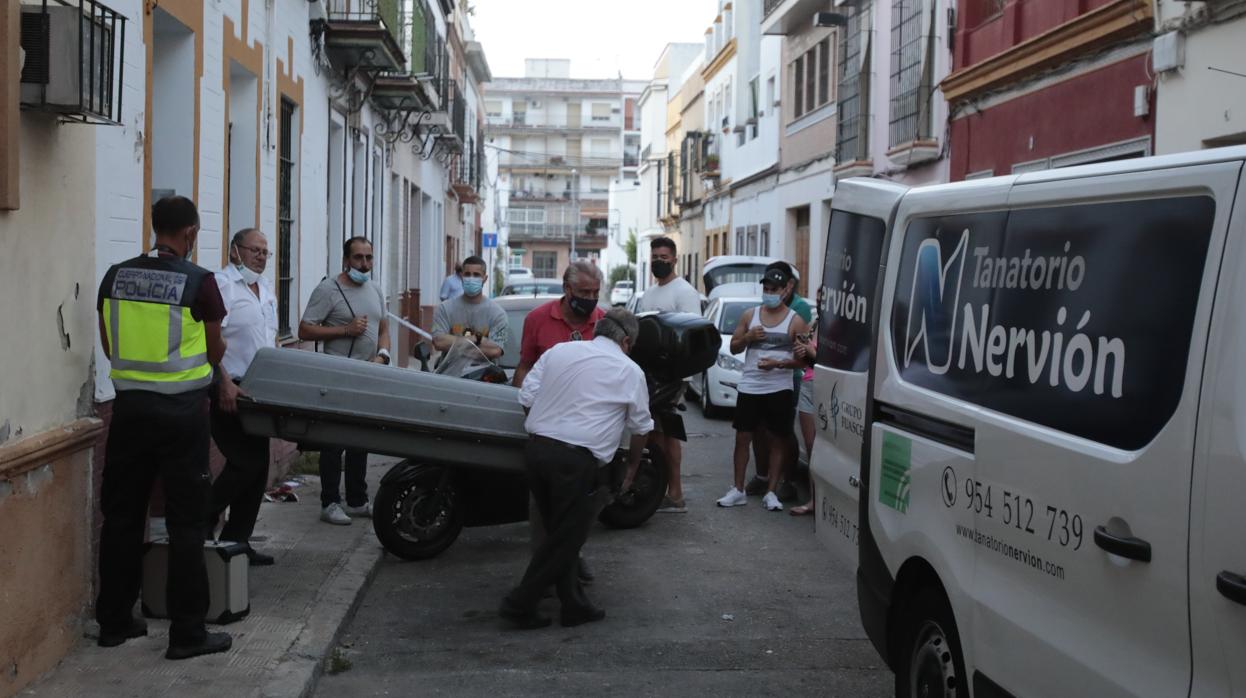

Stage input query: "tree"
[
  {"left": 609, "top": 230, "right": 638, "bottom": 290},
  {"left": 624, "top": 230, "right": 637, "bottom": 266}
]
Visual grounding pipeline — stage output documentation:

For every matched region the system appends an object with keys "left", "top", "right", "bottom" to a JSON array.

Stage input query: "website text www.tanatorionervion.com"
[{"left": 956, "top": 524, "right": 1065, "bottom": 580}]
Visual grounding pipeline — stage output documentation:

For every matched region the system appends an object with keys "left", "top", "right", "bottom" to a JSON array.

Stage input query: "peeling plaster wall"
[
  {"left": 0, "top": 450, "right": 94, "bottom": 697},
  {"left": 0, "top": 116, "right": 97, "bottom": 442}
]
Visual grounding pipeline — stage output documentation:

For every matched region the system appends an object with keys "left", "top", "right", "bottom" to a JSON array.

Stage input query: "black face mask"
[
  {"left": 651, "top": 260, "right": 673, "bottom": 280},
  {"left": 567, "top": 295, "right": 597, "bottom": 319}
]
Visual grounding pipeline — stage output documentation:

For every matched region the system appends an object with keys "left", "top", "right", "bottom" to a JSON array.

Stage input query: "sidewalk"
[{"left": 20, "top": 458, "right": 395, "bottom": 698}]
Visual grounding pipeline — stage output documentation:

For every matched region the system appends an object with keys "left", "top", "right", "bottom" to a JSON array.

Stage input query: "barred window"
[
  {"left": 889, "top": 0, "right": 932, "bottom": 147},
  {"left": 836, "top": 7, "right": 868, "bottom": 163},
  {"left": 791, "top": 38, "right": 834, "bottom": 120}
]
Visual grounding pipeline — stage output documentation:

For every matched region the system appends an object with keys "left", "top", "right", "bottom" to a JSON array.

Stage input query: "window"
[
  {"left": 837, "top": 7, "right": 868, "bottom": 162},
  {"left": 485, "top": 100, "right": 502, "bottom": 117},
  {"left": 277, "top": 98, "right": 297, "bottom": 336},
  {"left": 510, "top": 250, "right": 525, "bottom": 267},
  {"left": 532, "top": 251, "right": 558, "bottom": 278},
  {"left": 890, "top": 0, "right": 933, "bottom": 147},
  {"left": 759, "top": 224, "right": 770, "bottom": 256},
  {"left": 766, "top": 75, "right": 776, "bottom": 107},
  {"left": 747, "top": 224, "right": 759, "bottom": 255},
  {"left": 624, "top": 133, "right": 640, "bottom": 167},
  {"left": 735, "top": 226, "right": 745, "bottom": 253},
  {"left": 591, "top": 138, "right": 611, "bottom": 155},
  {"left": 591, "top": 103, "right": 611, "bottom": 121},
  {"left": 792, "top": 38, "right": 834, "bottom": 120}
]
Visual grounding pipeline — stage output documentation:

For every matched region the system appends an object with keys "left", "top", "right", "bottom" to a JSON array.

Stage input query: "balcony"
[
  {"left": 485, "top": 119, "right": 619, "bottom": 134},
  {"left": 690, "top": 132, "right": 720, "bottom": 180},
  {"left": 499, "top": 154, "right": 621, "bottom": 173},
  {"left": 316, "top": 0, "right": 404, "bottom": 72},
  {"left": 452, "top": 131, "right": 484, "bottom": 203},
  {"left": 762, "top": 0, "right": 845, "bottom": 35}
]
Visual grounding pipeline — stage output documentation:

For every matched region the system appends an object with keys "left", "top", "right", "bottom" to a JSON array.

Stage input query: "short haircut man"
[
  {"left": 650, "top": 236, "right": 677, "bottom": 254},
  {"left": 463, "top": 255, "right": 487, "bottom": 271},
  {"left": 344, "top": 236, "right": 371, "bottom": 259},
  {"left": 152, "top": 195, "right": 200, "bottom": 234}
]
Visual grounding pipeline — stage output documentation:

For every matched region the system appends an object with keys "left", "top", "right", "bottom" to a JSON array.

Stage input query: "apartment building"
[
  {"left": 484, "top": 60, "right": 644, "bottom": 281},
  {"left": 1151, "top": 1, "right": 1246, "bottom": 154},
  {"left": 944, "top": 0, "right": 1154, "bottom": 180},
  {"left": 0, "top": 0, "right": 490, "bottom": 689}
]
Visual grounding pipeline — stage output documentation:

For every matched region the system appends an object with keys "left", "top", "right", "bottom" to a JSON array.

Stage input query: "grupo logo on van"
[{"left": 890, "top": 197, "right": 1216, "bottom": 450}]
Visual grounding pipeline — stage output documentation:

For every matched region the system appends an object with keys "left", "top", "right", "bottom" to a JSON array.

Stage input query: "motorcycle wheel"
[
  {"left": 373, "top": 463, "right": 464, "bottom": 560},
  {"left": 598, "top": 446, "right": 669, "bottom": 529}
]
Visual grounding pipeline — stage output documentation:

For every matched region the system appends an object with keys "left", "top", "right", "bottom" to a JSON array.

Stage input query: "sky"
[{"left": 469, "top": 0, "right": 714, "bottom": 81}]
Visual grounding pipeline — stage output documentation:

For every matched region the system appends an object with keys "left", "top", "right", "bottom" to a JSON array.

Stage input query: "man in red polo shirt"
[{"left": 512, "top": 259, "right": 605, "bottom": 388}]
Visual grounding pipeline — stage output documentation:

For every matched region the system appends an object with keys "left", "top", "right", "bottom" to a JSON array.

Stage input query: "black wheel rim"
[
  {"left": 909, "top": 620, "right": 958, "bottom": 698},
  {"left": 387, "top": 479, "right": 455, "bottom": 543}
]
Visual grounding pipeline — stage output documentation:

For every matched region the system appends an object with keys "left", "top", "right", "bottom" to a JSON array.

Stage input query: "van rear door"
[
  {"left": 1190, "top": 160, "right": 1246, "bottom": 697},
  {"left": 811, "top": 178, "right": 906, "bottom": 568}
]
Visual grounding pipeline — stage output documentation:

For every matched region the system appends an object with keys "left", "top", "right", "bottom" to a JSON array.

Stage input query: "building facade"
[
  {"left": 483, "top": 60, "right": 645, "bottom": 282},
  {"left": 1, "top": 0, "right": 489, "bottom": 690},
  {"left": 944, "top": 0, "right": 1154, "bottom": 181},
  {"left": 1151, "top": 0, "right": 1246, "bottom": 154}
]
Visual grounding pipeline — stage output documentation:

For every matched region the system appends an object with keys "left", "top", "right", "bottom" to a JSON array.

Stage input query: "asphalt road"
[{"left": 316, "top": 406, "right": 893, "bottom": 697}]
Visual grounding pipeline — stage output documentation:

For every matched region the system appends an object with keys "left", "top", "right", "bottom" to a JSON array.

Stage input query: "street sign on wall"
[{"left": 482, "top": 233, "right": 498, "bottom": 248}]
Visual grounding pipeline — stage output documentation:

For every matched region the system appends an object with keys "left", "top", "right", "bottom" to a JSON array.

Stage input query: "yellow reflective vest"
[{"left": 100, "top": 253, "right": 214, "bottom": 394}]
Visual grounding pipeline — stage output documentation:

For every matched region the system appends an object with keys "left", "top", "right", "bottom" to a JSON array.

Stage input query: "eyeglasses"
[{"left": 237, "top": 244, "right": 271, "bottom": 258}]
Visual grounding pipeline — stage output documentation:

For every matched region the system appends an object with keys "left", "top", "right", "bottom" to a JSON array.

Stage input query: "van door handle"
[
  {"left": 1093, "top": 526, "right": 1152, "bottom": 562},
  {"left": 848, "top": 475, "right": 860, "bottom": 488},
  {"left": 1217, "top": 571, "right": 1246, "bottom": 606}
]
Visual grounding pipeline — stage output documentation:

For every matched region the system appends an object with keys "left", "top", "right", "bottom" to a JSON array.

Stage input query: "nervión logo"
[{"left": 903, "top": 230, "right": 969, "bottom": 375}]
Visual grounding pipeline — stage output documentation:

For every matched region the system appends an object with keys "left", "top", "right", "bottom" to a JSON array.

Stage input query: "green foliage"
[
  {"left": 624, "top": 230, "right": 637, "bottom": 264},
  {"left": 607, "top": 264, "right": 634, "bottom": 289}
]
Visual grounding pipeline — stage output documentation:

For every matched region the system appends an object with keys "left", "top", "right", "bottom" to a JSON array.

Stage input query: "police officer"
[{"left": 95, "top": 196, "right": 233, "bottom": 660}]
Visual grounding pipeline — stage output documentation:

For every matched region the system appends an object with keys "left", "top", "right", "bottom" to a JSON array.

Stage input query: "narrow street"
[{"left": 317, "top": 408, "right": 892, "bottom": 696}]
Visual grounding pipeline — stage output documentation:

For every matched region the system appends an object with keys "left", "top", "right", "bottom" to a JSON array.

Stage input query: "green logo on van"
[{"left": 880, "top": 432, "right": 912, "bottom": 513}]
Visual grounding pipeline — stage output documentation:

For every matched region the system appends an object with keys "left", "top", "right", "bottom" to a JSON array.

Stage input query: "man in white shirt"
[
  {"left": 500, "top": 308, "right": 654, "bottom": 630},
  {"left": 637, "top": 236, "right": 701, "bottom": 514},
  {"left": 207, "top": 229, "right": 279, "bottom": 565}
]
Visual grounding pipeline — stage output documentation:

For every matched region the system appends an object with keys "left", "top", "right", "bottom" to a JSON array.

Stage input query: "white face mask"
[{"left": 236, "top": 263, "right": 262, "bottom": 286}]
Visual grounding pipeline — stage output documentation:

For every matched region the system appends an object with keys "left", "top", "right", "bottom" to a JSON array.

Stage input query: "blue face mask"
[
  {"left": 347, "top": 267, "right": 370, "bottom": 284},
  {"left": 462, "top": 278, "right": 484, "bottom": 296},
  {"left": 762, "top": 293, "right": 783, "bottom": 309}
]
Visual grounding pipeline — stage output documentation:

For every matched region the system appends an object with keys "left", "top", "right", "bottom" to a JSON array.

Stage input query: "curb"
[{"left": 259, "top": 530, "right": 385, "bottom": 698}]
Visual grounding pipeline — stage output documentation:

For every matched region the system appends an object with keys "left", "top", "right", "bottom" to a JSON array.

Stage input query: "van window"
[
  {"left": 889, "top": 196, "right": 1215, "bottom": 450},
  {"left": 816, "top": 209, "right": 887, "bottom": 371}
]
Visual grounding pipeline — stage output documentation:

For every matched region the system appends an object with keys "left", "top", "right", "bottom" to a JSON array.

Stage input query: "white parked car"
[
  {"left": 506, "top": 266, "right": 533, "bottom": 281},
  {"left": 687, "top": 295, "right": 757, "bottom": 418},
  {"left": 609, "top": 280, "right": 634, "bottom": 306}
]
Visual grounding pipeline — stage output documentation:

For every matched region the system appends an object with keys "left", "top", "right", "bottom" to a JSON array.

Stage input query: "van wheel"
[{"left": 895, "top": 588, "right": 966, "bottom": 698}]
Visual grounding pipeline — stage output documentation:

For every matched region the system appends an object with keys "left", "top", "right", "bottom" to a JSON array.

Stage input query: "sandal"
[{"left": 789, "top": 504, "right": 814, "bottom": 517}]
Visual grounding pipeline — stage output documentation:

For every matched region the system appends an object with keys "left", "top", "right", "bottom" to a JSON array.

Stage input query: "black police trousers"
[
  {"left": 207, "top": 384, "right": 270, "bottom": 545},
  {"left": 96, "top": 389, "right": 212, "bottom": 646}
]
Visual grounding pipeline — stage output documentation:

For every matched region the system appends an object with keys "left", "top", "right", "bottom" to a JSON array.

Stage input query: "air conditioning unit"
[{"left": 20, "top": 3, "right": 121, "bottom": 121}]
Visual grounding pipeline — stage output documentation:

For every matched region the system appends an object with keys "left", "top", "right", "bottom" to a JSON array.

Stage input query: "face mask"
[
  {"left": 347, "top": 267, "right": 370, "bottom": 284},
  {"left": 184, "top": 234, "right": 197, "bottom": 260},
  {"left": 462, "top": 278, "right": 484, "bottom": 296},
  {"left": 567, "top": 295, "right": 597, "bottom": 318},
  {"left": 762, "top": 293, "right": 783, "bottom": 309},
  {"left": 236, "top": 263, "right": 262, "bottom": 286},
  {"left": 651, "top": 260, "right": 673, "bottom": 280}
]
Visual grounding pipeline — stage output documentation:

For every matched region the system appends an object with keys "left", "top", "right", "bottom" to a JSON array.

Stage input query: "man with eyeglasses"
[{"left": 205, "top": 228, "right": 279, "bottom": 565}]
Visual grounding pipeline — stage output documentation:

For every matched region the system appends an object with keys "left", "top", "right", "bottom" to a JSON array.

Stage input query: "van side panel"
[{"left": 870, "top": 161, "right": 1240, "bottom": 697}]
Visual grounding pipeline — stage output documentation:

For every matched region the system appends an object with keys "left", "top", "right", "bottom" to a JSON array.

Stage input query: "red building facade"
[{"left": 943, "top": 0, "right": 1156, "bottom": 181}]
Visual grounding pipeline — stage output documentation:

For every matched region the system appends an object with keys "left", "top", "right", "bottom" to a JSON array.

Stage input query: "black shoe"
[
  {"left": 498, "top": 600, "right": 552, "bottom": 630},
  {"left": 577, "top": 557, "right": 594, "bottom": 585},
  {"left": 98, "top": 617, "right": 147, "bottom": 647},
  {"left": 165, "top": 632, "right": 232, "bottom": 660},
  {"left": 560, "top": 605, "right": 606, "bottom": 628},
  {"left": 245, "top": 547, "right": 275, "bottom": 566},
  {"left": 776, "top": 480, "right": 799, "bottom": 503},
  {"left": 744, "top": 476, "right": 768, "bottom": 496}
]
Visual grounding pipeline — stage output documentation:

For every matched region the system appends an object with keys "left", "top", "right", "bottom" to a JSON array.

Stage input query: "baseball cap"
[{"left": 762, "top": 267, "right": 791, "bottom": 287}]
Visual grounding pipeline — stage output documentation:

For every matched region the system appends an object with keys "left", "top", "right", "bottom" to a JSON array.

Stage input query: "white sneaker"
[
  {"left": 716, "top": 487, "right": 747, "bottom": 507},
  {"left": 343, "top": 501, "right": 372, "bottom": 518},
  {"left": 763, "top": 491, "right": 784, "bottom": 511},
  {"left": 321, "top": 503, "right": 352, "bottom": 525}
]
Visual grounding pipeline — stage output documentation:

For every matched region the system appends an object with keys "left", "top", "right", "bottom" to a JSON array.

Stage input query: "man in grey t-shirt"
[
  {"left": 431, "top": 255, "right": 508, "bottom": 361},
  {"left": 298, "top": 237, "right": 391, "bottom": 526}
]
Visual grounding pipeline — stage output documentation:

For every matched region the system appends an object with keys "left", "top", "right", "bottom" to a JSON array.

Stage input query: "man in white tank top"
[{"left": 716, "top": 267, "right": 810, "bottom": 511}]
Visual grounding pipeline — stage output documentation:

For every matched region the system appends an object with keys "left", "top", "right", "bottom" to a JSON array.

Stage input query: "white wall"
[{"left": 1153, "top": 10, "right": 1246, "bottom": 153}]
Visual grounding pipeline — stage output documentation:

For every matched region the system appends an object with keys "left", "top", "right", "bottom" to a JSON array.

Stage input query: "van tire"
[{"left": 894, "top": 587, "right": 967, "bottom": 698}]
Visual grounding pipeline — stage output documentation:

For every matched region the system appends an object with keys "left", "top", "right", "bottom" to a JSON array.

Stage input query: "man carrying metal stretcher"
[{"left": 499, "top": 308, "right": 654, "bottom": 629}]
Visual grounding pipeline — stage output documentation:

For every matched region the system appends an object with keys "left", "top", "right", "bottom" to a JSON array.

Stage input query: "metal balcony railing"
[
  {"left": 763, "top": 0, "right": 784, "bottom": 18},
  {"left": 325, "top": 0, "right": 400, "bottom": 44}
]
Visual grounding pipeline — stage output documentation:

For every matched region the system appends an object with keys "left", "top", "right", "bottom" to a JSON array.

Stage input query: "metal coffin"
[{"left": 237, "top": 348, "right": 529, "bottom": 472}]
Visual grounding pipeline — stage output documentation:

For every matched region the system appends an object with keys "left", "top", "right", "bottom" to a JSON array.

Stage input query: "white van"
[{"left": 811, "top": 146, "right": 1246, "bottom": 697}]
